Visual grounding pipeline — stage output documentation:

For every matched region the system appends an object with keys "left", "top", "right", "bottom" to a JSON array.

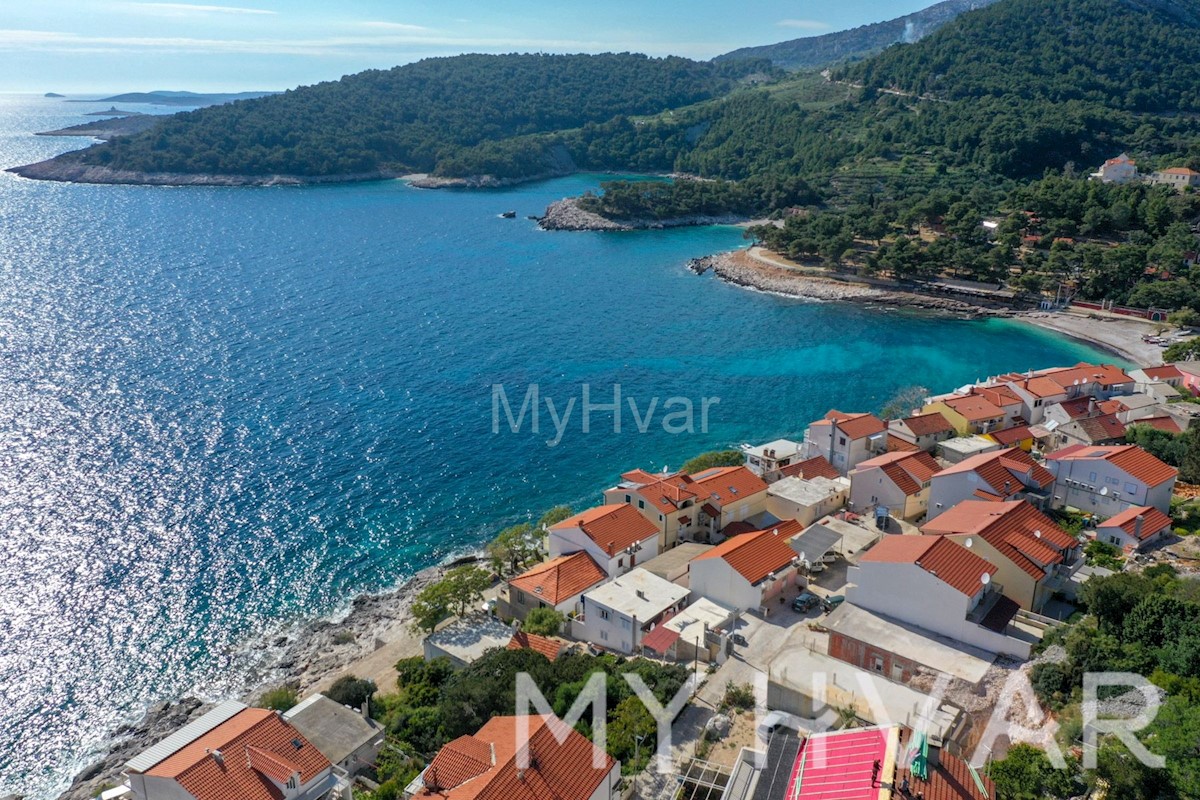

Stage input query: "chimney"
[
  {"left": 207, "top": 748, "right": 224, "bottom": 767},
  {"left": 636, "top": 589, "right": 645, "bottom": 600},
  {"left": 1135, "top": 514, "right": 1145, "bottom": 539},
  {"left": 1089, "top": 397, "right": 1096, "bottom": 413}
]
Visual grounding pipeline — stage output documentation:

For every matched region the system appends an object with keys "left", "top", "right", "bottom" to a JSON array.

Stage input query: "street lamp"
[{"left": 633, "top": 732, "right": 649, "bottom": 792}]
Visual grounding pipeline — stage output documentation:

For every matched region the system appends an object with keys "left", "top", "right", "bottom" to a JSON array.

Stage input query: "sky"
[{"left": 0, "top": 0, "right": 936, "bottom": 94}]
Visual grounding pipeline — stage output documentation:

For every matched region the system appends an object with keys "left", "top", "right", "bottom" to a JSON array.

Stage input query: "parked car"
[
  {"left": 820, "top": 551, "right": 839, "bottom": 564},
  {"left": 731, "top": 632, "right": 748, "bottom": 647},
  {"left": 806, "top": 560, "right": 826, "bottom": 573},
  {"left": 821, "top": 594, "right": 846, "bottom": 613},
  {"left": 792, "top": 591, "right": 821, "bottom": 613}
]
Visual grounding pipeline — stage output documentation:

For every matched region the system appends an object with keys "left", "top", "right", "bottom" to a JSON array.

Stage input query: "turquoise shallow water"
[{"left": 0, "top": 94, "right": 1114, "bottom": 798}]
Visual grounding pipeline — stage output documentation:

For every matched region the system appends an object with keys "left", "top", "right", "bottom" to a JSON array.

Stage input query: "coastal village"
[{"left": 66, "top": 351, "right": 1200, "bottom": 800}]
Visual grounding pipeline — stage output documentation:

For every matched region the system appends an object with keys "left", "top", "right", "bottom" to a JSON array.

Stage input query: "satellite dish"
[
  {"left": 981, "top": 572, "right": 991, "bottom": 585},
  {"left": 965, "top": 537, "right": 974, "bottom": 548},
  {"left": 1100, "top": 487, "right": 1109, "bottom": 496},
  {"left": 1034, "top": 530, "right": 1043, "bottom": 538},
  {"left": 799, "top": 551, "right": 807, "bottom": 562}
]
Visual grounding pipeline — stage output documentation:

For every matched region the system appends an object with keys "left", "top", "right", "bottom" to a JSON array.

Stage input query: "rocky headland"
[
  {"left": 537, "top": 196, "right": 747, "bottom": 231},
  {"left": 8, "top": 151, "right": 398, "bottom": 187},
  {"left": 690, "top": 249, "right": 1012, "bottom": 318}
]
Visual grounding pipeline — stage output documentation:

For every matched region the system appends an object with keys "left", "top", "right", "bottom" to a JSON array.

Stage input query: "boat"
[{"left": 499, "top": 210, "right": 516, "bottom": 218}]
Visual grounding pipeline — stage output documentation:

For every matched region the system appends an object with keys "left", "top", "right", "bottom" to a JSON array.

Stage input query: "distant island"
[
  {"left": 44, "top": 92, "right": 65, "bottom": 98},
  {"left": 68, "top": 90, "right": 278, "bottom": 107}
]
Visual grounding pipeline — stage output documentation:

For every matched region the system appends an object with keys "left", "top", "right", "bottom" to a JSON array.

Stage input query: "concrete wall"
[
  {"left": 689, "top": 558, "right": 761, "bottom": 612},
  {"left": 829, "top": 630, "right": 918, "bottom": 684},
  {"left": 849, "top": 468, "right": 926, "bottom": 521},
  {"left": 1049, "top": 459, "right": 1174, "bottom": 515},
  {"left": 766, "top": 487, "right": 847, "bottom": 527},
  {"left": 928, "top": 472, "right": 993, "bottom": 520}
]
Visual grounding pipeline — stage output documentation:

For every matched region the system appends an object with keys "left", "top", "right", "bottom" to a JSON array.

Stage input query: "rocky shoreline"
[
  {"left": 690, "top": 250, "right": 1011, "bottom": 318},
  {"left": 53, "top": 554, "right": 477, "bottom": 800},
  {"left": 7, "top": 152, "right": 398, "bottom": 187},
  {"left": 537, "top": 196, "right": 748, "bottom": 231}
]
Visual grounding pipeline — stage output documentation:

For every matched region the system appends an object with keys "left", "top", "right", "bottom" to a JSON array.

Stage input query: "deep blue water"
[{"left": 0, "top": 94, "right": 1116, "bottom": 798}]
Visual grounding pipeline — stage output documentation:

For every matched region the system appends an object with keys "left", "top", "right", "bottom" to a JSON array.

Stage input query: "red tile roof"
[
  {"left": 551, "top": 504, "right": 659, "bottom": 556},
  {"left": 507, "top": 631, "right": 565, "bottom": 661},
  {"left": 1098, "top": 506, "right": 1173, "bottom": 541},
  {"left": 820, "top": 410, "right": 887, "bottom": 440},
  {"left": 1143, "top": 365, "right": 1185, "bottom": 381},
  {"left": 942, "top": 394, "right": 1005, "bottom": 422},
  {"left": 1130, "top": 416, "right": 1184, "bottom": 434},
  {"left": 688, "top": 466, "right": 768, "bottom": 507},
  {"left": 898, "top": 411, "right": 956, "bottom": 437},
  {"left": 887, "top": 434, "right": 922, "bottom": 453},
  {"left": 693, "top": 519, "right": 803, "bottom": 585},
  {"left": 936, "top": 447, "right": 1054, "bottom": 496},
  {"left": 422, "top": 734, "right": 495, "bottom": 793},
  {"left": 142, "top": 708, "right": 330, "bottom": 800},
  {"left": 990, "top": 425, "right": 1033, "bottom": 446},
  {"left": 1047, "top": 444, "right": 1178, "bottom": 487},
  {"left": 1070, "top": 414, "right": 1127, "bottom": 443},
  {"left": 779, "top": 455, "right": 840, "bottom": 480},
  {"left": 976, "top": 385, "right": 1023, "bottom": 408},
  {"left": 640, "top": 614, "right": 683, "bottom": 654},
  {"left": 860, "top": 535, "right": 996, "bottom": 596},
  {"left": 1043, "top": 362, "right": 1133, "bottom": 390},
  {"left": 416, "top": 715, "right": 614, "bottom": 800},
  {"left": 922, "top": 501, "right": 1075, "bottom": 580},
  {"left": 508, "top": 552, "right": 606, "bottom": 606},
  {"left": 625, "top": 472, "right": 699, "bottom": 516},
  {"left": 895, "top": 733, "right": 994, "bottom": 800},
  {"left": 856, "top": 451, "right": 942, "bottom": 497},
  {"left": 1019, "top": 375, "right": 1070, "bottom": 399},
  {"left": 1056, "top": 397, "right": 1098, "bottom": 420}
]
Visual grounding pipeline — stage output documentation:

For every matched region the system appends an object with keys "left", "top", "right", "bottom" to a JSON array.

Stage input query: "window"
[
  {"left": 659, "top": 514, "right": 664, "bottom": 521},
  {"left": 873, "top": 656, "right": 884, "bottom": 673},
  {"left": 517, "top": 591, "right": 526, "bottom": 604},
  {"left": 600, "top": 630, "right": 608, "bottom": 641},
  {"left": 839, "top": 436, "right": 847, "bottom": 446},
  {"left": 638, "top": 499, "right": 645, "bottom": 509},
  {"left": 1125, "top": 482, "right": 1138, "bottom": 495},
  {"left": 599, "top": 608, "right": 610, "bottom": 620},
  {"left": 625, "top": 493, "right": 631, "bottom": 503},
  {"left": 618, "top": 558, "right": 624, "bottom": 568},
  {"left": 621, "top": 618, "right": 631, "bottom": 630},
  {"left": 1089, "top": 471, "right": 1098, "bottom": 483}
]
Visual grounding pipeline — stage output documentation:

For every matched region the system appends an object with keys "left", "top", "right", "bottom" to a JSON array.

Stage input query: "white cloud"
[
  {"left": 122, "top": 2, "right": 277, "bottom": 15},
  {"left": 776, "top": 19, "right": 830, "bottom": 31},
  {"left": 357, "top": 21, "right": 429, "bottom": 32}
]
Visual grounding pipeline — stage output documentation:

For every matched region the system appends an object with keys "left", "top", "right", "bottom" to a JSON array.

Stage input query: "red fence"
[{"left": 1071, "top": 300, "right": 1169, "bottom": 321}]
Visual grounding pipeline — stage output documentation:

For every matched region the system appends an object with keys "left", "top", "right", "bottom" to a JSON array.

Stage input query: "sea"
[{"left": 0, "top": 93, "right": 1117, "bottom": 799}]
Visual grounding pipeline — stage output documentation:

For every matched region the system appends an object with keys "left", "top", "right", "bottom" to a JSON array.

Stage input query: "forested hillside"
[
  {"left": 714, "top": 0, "right": 999, "bottom": 70},
  {"left": 73, "top": 53, "right": 773, "bottom": 177}
]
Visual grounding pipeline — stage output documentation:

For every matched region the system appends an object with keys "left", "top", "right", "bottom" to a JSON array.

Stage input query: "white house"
[
  {"left": 1094, "top": 506, "right": 1173, "bottom": 553},
  {"left": 124, "top": 701, "right": 340, "bottom": 800},
  {"left": 548, "top": 503, "right": 661, "bottom": 578},
  {"left": 927, "top": 447, "right": 1055, "bottom": 519},
  {"left": 846, "top": 535, "right": 1032, "bottom": 658},
  {"left": 848, "top": 451, "right": 941, "bottom": 522},
  {"left": 1092, "top": 153, "right": 1138, "bottom": 184},
  {"left": 802, "top": 410, "right": 887, "bottom": 476},
  {"left": 574, "top": 568, "right": 689, "bottom": 654},
  {"left": 765, "top": 475, "right": 850, "bottom": 526},
  {"left": 1046, "top": 444, "right": 1177, "bottom": 515},
  {"left": 689, "top": 519, "right": 805, "bottom": 613},
  {"left": 742, "top": 438, "right": 805, "bottom": 481}
]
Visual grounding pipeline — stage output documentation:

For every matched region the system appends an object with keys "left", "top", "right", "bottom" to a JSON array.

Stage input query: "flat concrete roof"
[
  {"left": 940, "top": 436, "right": 1002, "bottom": 458},
  {"left": 744, "top": 439, "right": 803, "bottom": 459},
  {"left": 771, "top": 648, "right": 962, "bottom": 742},
  {"left": 637, "top": 542, "right": 712, "bottom": 583},
  {"left": 425, "top": 615, "right": 514, "bottom": 664},
  {"left": 662, "top": 597, "right": 737, "bottom": 638},
  {"left": 808, "top": 516, "right": 879, "bottom": 561},
  {"left": 768, "top": 476, "right": 850, "bottom": 507},
  {"left": 583, "top": 568, "right": 689, "bottom": 619},
  {"left": 823, "top": 603, "right": 995, "bottom": 684},
  {"left": 283, "top": 694, "right": 381, "bottom": 765}
]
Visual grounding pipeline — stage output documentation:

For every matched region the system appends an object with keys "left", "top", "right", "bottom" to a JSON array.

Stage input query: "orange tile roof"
[
  {"left": 936, "top": 447, "right": 1054, "bottom": 496},
  {"left": 1099, "top": 506, "right": 1173, "bottom": 541},
  {"left": 423, "top": 734, "right": 495, "bottom": 791},
  {"left": 1020, "top": 376, "right": 1070, "bottom": 398},
  {"left": 819, "top": 410, "right": 887, "bottom": 439},
  {"left": 1162, "top": 167, "right": 1200, "bottom": 176},
  {"left": 1130, "top": 416, "right": 1184, "bottom": 434},
  {"left": 688, "top": 466, "right": 768, "bottom": 507},
  {"left": 1043, "top": 362, "right": 1133, "bottom": 390},
  {"left": 1097, "top": 400, "right": 1121, "bottom": 415},
  {"left": 415, "top": 715, "right": 614, "bottom": 800},
  {"left": 860, "top": 535, "right": 996, "bottom": 596},
  {"left": 1070, "top": 414, "right": 1127, "bottom": 443},
  {"left": 895, "top": 733, "right": 994, "bottom": 800},
  {"left": 899, "top": 411, "right": 956, "bottom": 436},
  {"left": 508, "top": 552, "right": 606, "bottom": 606},
  {"left": 990, "top": 425, "right": 1033, "bottom": 446},
  {"left": 1057, "top": 397, "right": 1097, "bottom": 419},
  {"left": 887, "top": 433, "right": 922, "bottom": 453},
  {"left": 856, "top": 451, "right": 941, "bottom": 496},
  {"left": 1047, "top": 444, "right": 1177, "bottom": 487},
  {"left": 778, "top": 455, "right": 839, "bottom": 480},
  {"left": 1144, "top": 365, "right": 1185, "bottom": 381},
  {"left": 143, "top": 708, "right": 330, "bottom": 800},
  {"left": 976, "top": 385, "right": 1023, "bottom": 408},
  {"left": 623, "top": 472, "right": 699, "bottom": 516},
  {"left": 693, "top": 519, "right": 803, "bottom": 585},
  {"left": 922, "top": 501, "right": 1074, "bottom": 580},
  {"left": 551, "top": 504, "right": 659, "bottom": 556},
  {"left": 507, "top": 631, "right": 565, "bottom": 661},
  {"left": 942, "top": 394, "right": 1005, "bottom": 422}
]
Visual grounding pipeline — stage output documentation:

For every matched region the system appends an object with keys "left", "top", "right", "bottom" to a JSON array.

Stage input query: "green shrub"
[
  {"left": 722, "top": 681, "right": 755, "bottom": 711},
  {"left": 258, "top": 686, "right": 298, "bottom": 712},
  {"left": 326, "top": 675, "right": 377, "bottom": 709},
  {"left": 523, "top": 607, "right": 565, "bottom": 637}
]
